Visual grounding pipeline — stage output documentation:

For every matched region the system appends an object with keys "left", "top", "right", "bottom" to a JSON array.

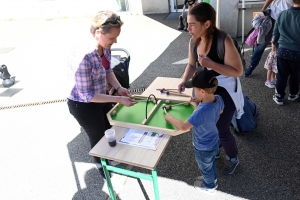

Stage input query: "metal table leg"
[{"left": 100, "top": 158, "right": 161, "bottom": 200}]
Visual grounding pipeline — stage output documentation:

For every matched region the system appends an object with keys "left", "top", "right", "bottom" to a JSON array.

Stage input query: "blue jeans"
[
  {"left": 250, "top": 19, "right": 274, "bottom": 69},
  {"left": 194, "top": 141, "right": 219, "bottom": 189}
]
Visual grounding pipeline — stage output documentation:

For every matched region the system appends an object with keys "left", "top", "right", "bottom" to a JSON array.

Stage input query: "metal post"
[
  {"left": 242, "top": 0, "right": 245, "bottom": 43},
  {"left": 216, "top": 0, "right": 220, "bottom": 28}
]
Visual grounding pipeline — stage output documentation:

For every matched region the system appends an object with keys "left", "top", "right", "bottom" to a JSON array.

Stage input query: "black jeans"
[
  {"left": 67, "top": 99, "right": 113, "bottom": 167},
  {"left": 215, "top": 87, "right": 238, "bottom": 159},
  {"left": 275, "top": 57, "right": 300, "bottom": 99}
]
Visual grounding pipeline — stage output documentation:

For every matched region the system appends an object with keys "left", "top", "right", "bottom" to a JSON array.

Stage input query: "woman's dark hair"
[{"left": 189, "top": 3, "right": 217, "bottom": 52}]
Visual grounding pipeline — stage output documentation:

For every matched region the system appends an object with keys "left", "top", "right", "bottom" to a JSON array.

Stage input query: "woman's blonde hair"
[{"left": 90, "top": 10, "right": 124, "bottom": 35}]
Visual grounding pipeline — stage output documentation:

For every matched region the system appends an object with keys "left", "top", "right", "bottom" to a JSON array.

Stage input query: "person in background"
[
  {"left": 165, "top": 69, "right": 224, "bottom": 193},
  {"left": 178, "top": 3, "right": 244, "bottom": 175},
  {"left": 263, "top": 43, "right": 277, "bottom": 88},
  {"left": 67, "top": 10, "right": 137, "bottom": 179},
  {"left": 244, "top": 0, "right": 293, "bottom": 77},
  {"left": 272, "top": 0, "right": 300, "bottom": 105},
  {"left": 178, "top": 0, "right": 199, "bottom": 31}
]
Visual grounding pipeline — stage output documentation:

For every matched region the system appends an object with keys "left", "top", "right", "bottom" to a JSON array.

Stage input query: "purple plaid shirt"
[{"left": 67, "top": 42, "right": 113, "bottom": 102}]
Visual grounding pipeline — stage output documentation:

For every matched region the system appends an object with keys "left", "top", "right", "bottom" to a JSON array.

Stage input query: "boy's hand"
[
  {"left": 190, "top": 97, "right": 200, "bottom": 103},
  {"left": 165, "top": 113, "right": 172, "bottom": 123}
]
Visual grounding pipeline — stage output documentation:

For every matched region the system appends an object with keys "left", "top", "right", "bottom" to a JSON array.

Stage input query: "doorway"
[
  {"left": 170, "top": 0, "right": 185, "bottom": 13},
  {"left": 112, "top": 0, "right": 131, "bottom": 13}
]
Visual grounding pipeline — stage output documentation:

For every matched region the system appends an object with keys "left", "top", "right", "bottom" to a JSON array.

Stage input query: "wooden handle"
[
  {"left": 156, "top": 88, "right": 178, "bottom": 91},
  {"left": 172, "top": 102, "right": 190, "bottom": 107},
  {"left": 167, "top": 91, "right": 191, "bottom": 97},
  {"left": 163, "top": 107, "right": 167, "bottom": 114}
]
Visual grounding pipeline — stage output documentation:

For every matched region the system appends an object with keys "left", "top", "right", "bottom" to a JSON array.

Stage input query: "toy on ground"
[{"left": 0, "top": 65, "right": 15, "bottom": 87}]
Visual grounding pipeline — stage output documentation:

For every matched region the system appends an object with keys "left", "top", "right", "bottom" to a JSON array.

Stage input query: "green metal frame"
[{"left": 101, "top": 158, "right": 160, "bottom": 200}]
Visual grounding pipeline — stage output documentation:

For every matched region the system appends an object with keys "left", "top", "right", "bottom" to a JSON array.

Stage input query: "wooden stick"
[
  {"left": 167, "top": 90, "right": 181, "bottom": 94},
  {"left": 132, "top": 95, "right": 148, "bottom": 99},
  {"left": 156, "top": 88, "right": 178, "bottom": 91},
  {"left": 134, "top": 99, "right": 156, "bottom": 103},
  {"left": 134, "top": 99, "right": 148, "bottom": 102},
  {"left": 167, "top": 91, "right": 191, "bottom": 97},
  {"left": 163, "top": 107, "right": 167, "bottom": 114},
  {"left": 172, "top": 102, "right": 190, "bottom": 107}
]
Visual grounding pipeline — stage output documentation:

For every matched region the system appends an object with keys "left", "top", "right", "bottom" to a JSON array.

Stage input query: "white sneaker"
[
  {"left": 194, "top": 180, "right": 217, "bottom": 194},
  {"left": 265, "top": 81, "right": 275, "bottom": 89},
  {"left": 288, "top": 94, "right": 299, "bottom": 101},
  {"left": 194, "top": 177, "right": 218, "bottom": 194},
  {"left": 194, "top": 176, "right": 217, "bottom": 185}
]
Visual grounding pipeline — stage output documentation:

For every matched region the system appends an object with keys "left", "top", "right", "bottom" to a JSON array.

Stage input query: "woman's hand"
[
  {"left": 178, "top": 82, "right": 185, "bottom": 93},
  {"left": 198, "top": 54, "right": 212, "bottom": 68},
  {"left": 117, "top": 87, "right": 131, "bottom": 97},
  {"left": 119, "top": 96, "right": 137, "bottom": 107}
]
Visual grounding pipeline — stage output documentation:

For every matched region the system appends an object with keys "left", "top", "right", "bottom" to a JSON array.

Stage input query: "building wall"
[
  {"left": 0, "top": 0, "right": 264, "bottom": 39},
  {"left": 210, "top": 0, "right": 240, "bottom": 37},
  {"left": 237, "top": 2, "right": 265, "bottom": 37},
  {"left": 0, "top": 0, "right": 124, "bottom": 20},
  {"left": 141, "top": 0, "right": 169, "bottom": 14}
]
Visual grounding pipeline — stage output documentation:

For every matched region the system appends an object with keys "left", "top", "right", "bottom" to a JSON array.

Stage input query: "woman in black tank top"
[{"left": 179, "top": 2, "right": 243, "bottom": 175}]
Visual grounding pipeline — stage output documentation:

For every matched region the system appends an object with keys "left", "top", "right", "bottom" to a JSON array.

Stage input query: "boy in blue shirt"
[{"left": 165, "top": 69, "right": 224, "bottom": 193}]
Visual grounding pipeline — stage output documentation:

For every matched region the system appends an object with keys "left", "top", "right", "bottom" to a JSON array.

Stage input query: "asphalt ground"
[{"left": 0, "top": 13, "right": 299, "bottom": 200}]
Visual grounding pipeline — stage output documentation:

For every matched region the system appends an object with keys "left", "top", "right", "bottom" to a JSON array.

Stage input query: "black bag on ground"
[
  {"left": 112, "top": 56, "right": 130, "bottom": 90},
  {"left": 231, "top": 95, "right": 258, "bottom": 134}
]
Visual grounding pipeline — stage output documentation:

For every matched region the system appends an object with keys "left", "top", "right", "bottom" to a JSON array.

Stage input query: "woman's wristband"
[{"left": 116, "top": 85, "right": 121, "bottom": 91}]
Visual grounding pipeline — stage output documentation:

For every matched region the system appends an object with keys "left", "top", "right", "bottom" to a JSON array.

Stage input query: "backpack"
[
  {"left": 217, "top": 30, "right": 246, "bottom": 69},
  {"left": 244, "top": 28, "right": 258, "bottom": 46},
  {"left": 231, "top": 95, "right": 258, "bottom": 134}
]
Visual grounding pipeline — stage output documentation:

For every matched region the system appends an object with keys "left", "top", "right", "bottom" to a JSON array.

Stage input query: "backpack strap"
[
  {"left": 190, "top": 38, "right": 203, "bottom": 70},
  {"left": 216, "top": 30, "right": 227, "bottom": 61},
  {"left": 189, "top": 38, "right": 197, "bottom": 62},
  {"left": 216, "top": 30, "right": 238, "bottom": 92}
]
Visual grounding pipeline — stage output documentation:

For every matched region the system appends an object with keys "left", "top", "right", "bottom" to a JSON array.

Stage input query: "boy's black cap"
[{"left": 184, "top": 68, "right": 217, "bottom": 89}]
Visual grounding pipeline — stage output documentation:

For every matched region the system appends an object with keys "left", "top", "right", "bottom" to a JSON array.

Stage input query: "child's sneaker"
[
  {"left": 288, "top": 94, "right": 299, "bottom": 101},
  {"left": 273, "top": 95, "right": 283, "bottom": 105},
  {"left": 194, "top": 179, "right": 218, "bottom": 194},
  {"left": 265, "top": 81, "right": 275, "bottom": 89}
]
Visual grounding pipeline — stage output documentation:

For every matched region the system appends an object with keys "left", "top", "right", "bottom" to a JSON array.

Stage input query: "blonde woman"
[{"left": 67, "top": 10, "right": 137, "bottom": 179}]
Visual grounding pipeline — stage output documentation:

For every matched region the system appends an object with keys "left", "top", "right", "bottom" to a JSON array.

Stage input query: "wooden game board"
[{"left": 107, "top": 96, "right": 196, "bottom": 136}]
